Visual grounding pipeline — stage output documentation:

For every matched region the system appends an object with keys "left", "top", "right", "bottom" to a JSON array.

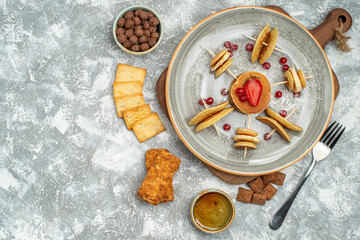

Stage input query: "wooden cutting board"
[{"left": 156, "top": 6, "right": 352, "bottom": 184}]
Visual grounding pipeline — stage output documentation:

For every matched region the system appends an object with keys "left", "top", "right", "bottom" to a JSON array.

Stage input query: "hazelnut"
[
  {"left": 134, "top": 25, "right": 143, "bottom": 31},
  {"left": 139, "top": 36, "right": 148, "bottom": 43},
  {"left": 129, "top": 35, "right": 138, "bottom": 44},
  {"left": 133, "top": 16, "right": 141, "bottom": 26},
  {"left": 116, "top": 27, "right": 125, "bottom": 35},
  {"left": 135, "top": 29, "right": 144, "bottom": 37},
  {"left": 143, "top": 30, "right": 151, "bottom": 37},
  {"left": 148, "top": 37, "right": 157, "bottom": 47},
  {"left": 117, "top": 18, "right": 125, "bottom": 27},
  {"left": 124, "top": 11, "right": 134, "bottom": 20},
  {"left": 151, "top": 32, "right": 159, "bottom": 39},
  {"left": 125, "top": 29, "right": 134, "bottom": 37},
  {"left": 117, "top": 34, "right": 127, "bottom": 44},
  {"left": 123, "top": 41, "right": 132, "bottom": 48},
  {"left": 131, "top": 44, "right": 140, "bottom": 52},
  {"left": 140, "top": 43, "right": 150, "bottom": 51},
  {"left": 148, "top": 12, "right": 154, "bottom": 18},
  {"left": 125, "top": 20, "right": 134, "bottom": 29},
  {"left": 149, "top": 26, "right": 157, "bottom": 33},
  {"left": 149, "top": 17, "right": 160, "bottom": 26},
  {"left": 142, "top": 21, "right": 150, "bottom": 30},
  {"left": 134, "top": 9, "right": 143, "bottom": 16},
  {"left": 139, "top": 11, "right": 149, "bottom": 20}
]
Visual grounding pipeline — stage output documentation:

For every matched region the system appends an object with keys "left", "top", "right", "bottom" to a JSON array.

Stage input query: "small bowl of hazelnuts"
[{"left": 113, "top": 6, "right": 163, "bottom": 55}]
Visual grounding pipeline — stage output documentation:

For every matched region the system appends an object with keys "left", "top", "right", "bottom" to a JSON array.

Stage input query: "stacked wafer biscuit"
[
  {"left": 113, "top": 63, "right": 165, "bottom": 143},
  {"left": 236, "top": 172, "right": 286, "bottom": 205}
]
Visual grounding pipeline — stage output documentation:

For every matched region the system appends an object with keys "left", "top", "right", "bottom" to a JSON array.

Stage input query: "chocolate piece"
[
  {"left": 151, "top": 32, "right": 160, "bottom": 40},
  {"left": 148, "top": 12, "right": 154, "bottom": 18},
  {"left": 140, "top": 43, "right": 150, "bottom": 51},
  {"left": 149, "top": 26, "right": 157, "bottom": 33},
  {"left": 133, "top": 16, "right": 141, "bottom": 26},
  {"left": 116, "top": 34, "right": 127, "bottom": 44},
  {"left": 134, "top": 9, "right": 143, "bottom": 16},
  {"left": 131, "top": 44, "right": 140, "bottom": 52},
  {"left": 148, "top": 38, "right": 157, "bottom": 47},
  {"left": 149, "top": 17, "right": 160, "bottom": 26},
  {"left": 116, "top": 27, "right": 125, "bottom": 35},
  {"left": 247, "top": 176, "right": 265, "bottom": 193},
  {"left": 142, "top": 21, "right": 150, "bottom": 30},
  {"left": 236, "top": 187, "right": 253, "bottom": 203},
  {"left": 139, "top": 11, "right": 149, "bottom": 20},
  {"left": 144, "top": 30, "right": 151, "bottom": 37},
  {"left": 123, "top": 41, "right": 131, "bottom": 48},
  {"left": 125, "top": 20, "right": 134, "bottom": 29},
  {"left": 261, "top": 172, "right": 286, "bottom": 186},
  {"left": 251, "top": 193, "right": 266, "bottom": 205},
  {"left": 260, "top": 183, "right": 277, "bottom": 200},
  {"left": 117, "top": 18, "right": 125, "bottom": 27},
  {"left": 134, "top": 25, "right": 143, "bottom": 31},
  {"left": 124, "top": 11, "right": 134, "bottom": 20},
  {"left": 125, "top": 29, "right": 134, "bottom": 38},
  {"left": 139, "top": 36, "right": 148, "bottom": 43},
  {"left": 129, "top": 35, "right": 138, "bottom": 44},
  {"left": 134, "top": 29, "right": 144, "bottom": 37}
]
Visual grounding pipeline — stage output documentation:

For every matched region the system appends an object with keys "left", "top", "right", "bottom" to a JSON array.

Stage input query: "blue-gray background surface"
[{"left": 1, "top": 0, "right": 359, "bottom": 239}]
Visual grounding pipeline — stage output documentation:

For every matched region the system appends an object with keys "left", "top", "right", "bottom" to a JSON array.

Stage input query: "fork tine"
[
  {"left": 321, "top": 122, "right": 339, "bottom": 144},
  {"left": 329, "top": 127, "right": 345, "bottom": 149},
  {"left": 324, "top": 124, "right": 342, "bottom": 146},
  {"left": 320, "top": 121, "right": 337, "bottom": 142}
]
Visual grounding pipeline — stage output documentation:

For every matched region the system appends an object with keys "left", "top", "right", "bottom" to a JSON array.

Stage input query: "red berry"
[
  {"left": 264, "top": 133, "right": 272, "bottom": 141},
  {"left": 223, "top": 124, "right": 231, "bottom": 131},
  {"left": 221, "top": 88, "right": 229, "bottom": 96},
  {"left": 227, "top": 50, "right": 233, "bottom": 57},
  {"left": 224, "top": 41, "right": 231, "bottom": 48},
  {"left": 231, "top": 44, "right": 238, "bottom": 51},
  {"left": 279, "top": 110, "right": 287, "bottom": 117},
  {"left": 245, "top": 43, "right": 254, "bottom": 51},
  {"left": 239, "top": 95, "right": 247, "bottom": 102},
  {"left": 199, "top": 99, "right": 205, "bottom": 105},
  {"left": 293, "top": 91, "right": 301, "bottom": 98},
  {"left": 235, "top": 87, "right": 245, "bottom": 96},
  {"left": 263, "top": 62, "right": 271, "bottom": 69},
  {"left": 275, "top": 91, "right": 282, "bottom": 98},
  {"left": 206, "top": 97, "right": 214, "bottom": 105},
  {"left": 282, "top": 64, "right": 289, "bottom": 72},
  {"left": 280, "top": 57, "right": 287, "bottom": 64}
]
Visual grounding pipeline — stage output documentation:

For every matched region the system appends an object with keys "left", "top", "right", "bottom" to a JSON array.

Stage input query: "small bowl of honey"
[{"left": 190, "top": 189, "right": 235, "bottom": 233}]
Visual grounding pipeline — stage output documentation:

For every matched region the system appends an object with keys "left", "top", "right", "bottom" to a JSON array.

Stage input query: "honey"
[{"left": 193, "top": 192, "right": 233, "bottom": 231}]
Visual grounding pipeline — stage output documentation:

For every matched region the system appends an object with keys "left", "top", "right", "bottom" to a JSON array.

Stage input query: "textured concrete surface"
[{"left": 1, "top": 0, "right": 360, "bottom": 239}]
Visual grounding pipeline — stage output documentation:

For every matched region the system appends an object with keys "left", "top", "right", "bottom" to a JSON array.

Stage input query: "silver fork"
[{"left": 269, "top": 121, "right": 345, "bottom": 230}]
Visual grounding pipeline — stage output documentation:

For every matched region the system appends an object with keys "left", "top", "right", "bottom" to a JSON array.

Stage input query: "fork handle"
[{"left": 269, "top": 158, "right": 316, "bottom": 230}]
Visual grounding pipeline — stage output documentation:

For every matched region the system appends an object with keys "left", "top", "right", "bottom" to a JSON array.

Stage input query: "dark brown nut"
[
  {"left": 124, "top": 11, "right": 134, "bottom": 20},
  {"left": 116, "top": 34, "right": 127, "bottom": 44},
  {"left": 117, "top": 18, "right": 125, "bottom": 27},
  {"left": 142, "top": 21, "right": 150, "bottom": 30},
  {"left": 148, "top": 37, "right": 157, "bottom": 47},
  {"left": 134, "top": 25, "right": 143, "bottom": 31},
  {"left": 131, "top": 44, "right": 140, "bottom": 52},
  {"left": 134, "top": 29, "right": 144, "bottom": 37},
  {"left": 148, "top": 12, "right": 154, "bottom": 18},
  {"left": 144, "top": 30, "right": 151, "bottom": 37},
  {"left": 125, "top": 29, "right": 134, "bottom": 37},
  {"left": 140, "top": 43, "right": 150, "bottom": 51},
  {"left": 116, "top": 27, "right": 125, "bottom": 35},
  {"left": 151, "top": 32, "right": 159, "bottom": 39},
  {"left": 129, "top": 35, "right": 138, "bottom": 44},
  {"left": 134, "top": 9, "right": 143, "bottom": 16},
  {"left": 125, "top": 20, "right": 134, "bottom": 29},
  {"left": 123, "top": 41, "right": 132, "bottom": 48},
  {"left": 149, "top": 17, "right": 160, "bottom": 26},
  {"left": 139, "top": 36, "right": 148, "bottom": 43},
  {"left": 139, "top": 11, "right": 149, "bottom": 20},
  {"left": 133, "top": 16, "right": 141, "bottom": 26},
  {"left": 149, "top": 26, "right": 157, "bottom": 33}
]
